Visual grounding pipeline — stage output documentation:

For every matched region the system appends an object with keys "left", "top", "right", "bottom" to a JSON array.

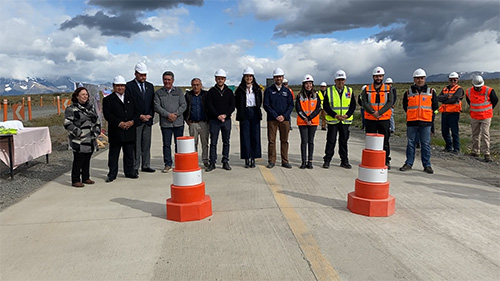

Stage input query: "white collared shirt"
[
  {"left": 115, "top": 92, "right": 125, "bottom": 103},
  {"left": 246, "top": 86, "right": 256, "bottom": 107}
]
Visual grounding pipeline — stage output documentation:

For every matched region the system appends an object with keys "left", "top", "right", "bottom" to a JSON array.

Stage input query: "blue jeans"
[
  {"left": 389, "top": 108, "right": 395, "bottom": 132},
  {"left": 160, "top": 126, "right": 184, "bottom": 166},
  {"left": 441, "top": 113, "right": 460, "bottom": 152},
  {"left": 405, "top": 125, "right": 432, "bottom": 167}
]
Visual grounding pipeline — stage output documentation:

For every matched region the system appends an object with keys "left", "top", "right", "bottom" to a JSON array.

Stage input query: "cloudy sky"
[{"left": 1, "top": 0, "right": 499, "bottom": 86}]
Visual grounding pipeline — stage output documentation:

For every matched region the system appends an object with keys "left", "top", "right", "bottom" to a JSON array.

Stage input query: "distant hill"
[
  {"left": 426, "top": 71, "right": 500, "bottom": 82},
  {"left": 0, "top": 76, "right": 75, "bottom": 96}
]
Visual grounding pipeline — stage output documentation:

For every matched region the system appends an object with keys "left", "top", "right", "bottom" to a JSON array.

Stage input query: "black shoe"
[
  {"left": 281, "top": 163, "right": 292, "bottom": 169},
  {"left": 245, "top": 159, "right": 250, "bottom": 168},
  {"left": 205, "top": 163, "right": 216, "bottom": 172},
  {"left": 141, "top": 167, "right": 156, "bottom": 173},
  {"left": 105, "top": 177, "right": 114, "bottom": 183},
  {"left": 386, "top": 162, "right": 391, "bottom": 170},
  {"left": 443, "top": 148, "right": 452, "bottom": 152},
  {"left": 299, "top": 162, "right": 307, "bottom": 169},
  {"left": 399, "top": 164, "right": 412, "bottom": 171},
  {"left": 306, "top": 161, "right": 313, "bottom": 169},
  {"left": 451, "top": 150, "right": 459, "bottom": 155},
  {"left": 266, "top": 162, "right": 275, "bottom": 169},
  {"left": 322, "top": 161, "right": 330, "bottom": 169},
  {"left": 250, "top": 158, "right": 256, "bottom": 168},
  {"left": 203, "top": 161, "right": 210, "bottom": 168},
  {"left": 321, "top": 128, "right": 327, "bottom": 131},
  {"left": 340, "top": 162, "right": 352, "bottom": 169},
  {"left": 423, "top": 166, "right": 434, "bottom": 174},
  {"left": 126, "top": 174, "right": 139, "bottom": 179},
  {"left": 222, "top": 162, "right": 232, "bottom": 171}
]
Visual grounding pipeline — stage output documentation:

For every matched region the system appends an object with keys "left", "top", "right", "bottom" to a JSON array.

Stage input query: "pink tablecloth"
[{"left": 0, "top": 127, "right": 52, "bottom": 169}]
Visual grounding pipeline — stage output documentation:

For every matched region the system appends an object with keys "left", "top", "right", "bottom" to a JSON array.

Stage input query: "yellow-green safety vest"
[{"left": 325, "top": 86, "right": 353, "bottom": 124}]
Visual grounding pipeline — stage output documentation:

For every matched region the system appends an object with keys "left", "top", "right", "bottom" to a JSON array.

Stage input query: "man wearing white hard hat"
[
  {"left": 465, "top": 75, "right": 498, "bottom": 162},
  {"left": 103, "top": 75, "right": 139, "bottom": 182},
  {"left": 318, "top": 82, "right": 328, "bottom": 130},
  {"left": 322, "top": 70, "right": 356, "bottom": 169},
  {"left": 234, "top": 67, "right": 263, "bottom": 168},
  {"left": 437, "top": 72, "right": 464, "bottom": 154},
  {"left": 126, "top": 62, "right": 156, "bottom": 174},
  {"left": 384, "top": 77, "right": 397, "bottom": 134},
  {"left": 400, "top": 68, "right": 439, "bottom": 174},
  {"left": 154, "top": 71, "right": 187, "bottom": 173},
  {"left": 204, "top": 69, "right": 235, "bottom": 171},
  {"left": 361, "top": 66, "right": 395, "bottom": 169},
  {"left": 263, "top": 68, "right": 294, "bottom": 169}
]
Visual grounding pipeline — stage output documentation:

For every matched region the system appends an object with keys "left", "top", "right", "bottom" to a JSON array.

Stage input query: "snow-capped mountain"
[{"left": 0, "top": 76, "right": 75, "bottom": 96}]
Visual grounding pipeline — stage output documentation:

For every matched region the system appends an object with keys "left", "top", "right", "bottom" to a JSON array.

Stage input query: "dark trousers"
[
  {"left": 298, "top": 125, "right": 317, "bottom": 162},
  {"left": 239, "top": 107, "right": 262, "bottom": 159},
  {"left": 365, "top": 119, "right": 391, "bottom": 163},
  {"left": 135, "top": 123, "right": 153, "bottom": 171},
  {"left": 324, "top": 123, "right": 351, "bottom": 164},
  {"left": 267, "top": 120, "right": 290, "bottom": 164},
  {"left": 441, "top": 113, "right": 460, "bottom": 151},
  {"left": 160, "top": 126, "right": 184, "bottom": 167},
  {"left": 72, "top": 152, "right": 92, "bottom": 183},
  {"left": 108, "top": 141, "right": 135, "bottom": 179},
  {"left": 209, "top": 119, "right": 231, "bottom": 164}
]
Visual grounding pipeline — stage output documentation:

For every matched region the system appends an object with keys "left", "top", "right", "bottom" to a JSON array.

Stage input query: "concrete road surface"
[{"left": 1, "top": 116, "right": 499, "bottom": 281}]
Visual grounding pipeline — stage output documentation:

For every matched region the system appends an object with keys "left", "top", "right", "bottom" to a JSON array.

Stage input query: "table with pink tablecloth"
[{"left": 0, "top": 127, "right": 52, "bottom": 178}]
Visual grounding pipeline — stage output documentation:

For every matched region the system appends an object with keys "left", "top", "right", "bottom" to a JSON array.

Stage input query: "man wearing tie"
[{"left": 126, "top": 62, "right": 156, "bottom": 174}]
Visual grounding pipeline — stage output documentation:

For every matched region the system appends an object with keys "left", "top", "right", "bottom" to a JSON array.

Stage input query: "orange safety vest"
[
  {"left": 406, "top": 87, "right": 433, "bottom": 122},
  {"left": 364, "top": 84, "right": 392, "bottom": 120},
  {"left": 439, "top": 84, "right": 462, "bottom": 113},
  {"left": 466, "top": 86, "right": 493, "bottom": 120},
  {"left": 296, "top": 94, "right": 319, "bottom": 126}
]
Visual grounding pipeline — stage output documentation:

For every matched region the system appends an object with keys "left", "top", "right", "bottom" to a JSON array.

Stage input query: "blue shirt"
[{"left": 190, "top": 94, "right": 205, "bottom": 122}]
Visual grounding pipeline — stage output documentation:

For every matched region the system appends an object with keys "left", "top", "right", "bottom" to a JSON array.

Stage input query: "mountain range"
[{"left": 1, "top": 71, "right": 499, "bottom": 96}]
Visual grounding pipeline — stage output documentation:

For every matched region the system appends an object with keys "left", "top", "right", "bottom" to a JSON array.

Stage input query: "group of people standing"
[{"left": 63, "top": 62, "right": 497, "bottom": 187}]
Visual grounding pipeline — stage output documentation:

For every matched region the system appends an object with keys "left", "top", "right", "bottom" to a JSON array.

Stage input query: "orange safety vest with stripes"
[
  {"left": 466, "top": 86, "right": 493, "bottom": 120},
  {"left": 296, "top": 94, "right": 320, "bottom": 126},
  {"left": 439, "top": 84, "right": 462, "bottom": 113},
  {"left": 364, "top": 84, "right": 392, "bottom": 120},
  {"left": 406, "top": 87, "right": 433, "bottom": 122}
]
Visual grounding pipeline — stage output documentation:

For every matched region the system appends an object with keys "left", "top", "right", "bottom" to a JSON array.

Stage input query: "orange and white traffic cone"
[
  {"left": 347, "top": 133, "right": 395, "bottom": 217},
  {"left": 166, "top": 136, "right": 212, "bottom": 222}
]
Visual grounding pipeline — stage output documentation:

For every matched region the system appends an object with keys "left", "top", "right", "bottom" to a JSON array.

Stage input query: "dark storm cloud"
[
  {"left": 88, "top": 0, "right": 204, "bottom": 12},
  {"left": 60, "top": 0, "right": 204, "bottom": 37},
  {"left": 60, "top": 11, "right": 155, "bottom": 38},
  {"left": 272, "top": 0, "right": 500, "bottom": 55}
]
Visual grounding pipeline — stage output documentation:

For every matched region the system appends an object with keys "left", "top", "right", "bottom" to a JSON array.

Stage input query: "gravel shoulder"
[{"left": 1, "top": 124, "right": 498, "bottom": 211}]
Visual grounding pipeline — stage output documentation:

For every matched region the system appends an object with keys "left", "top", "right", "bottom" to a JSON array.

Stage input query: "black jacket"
[
  {"left": 205, "top": 84, "right": 235, "bottom": 120},
  {"left": 126, "top": 80, "right": 155, "bottom": 126},
  {"left": 103, "top": 93, "right": 139, "bottom": 143},
  {"left": 234, "top": 83, "right": 263, "bottom": 121},
  {"left": 183, "top": 89, "right": 208, "bottom": 122}
]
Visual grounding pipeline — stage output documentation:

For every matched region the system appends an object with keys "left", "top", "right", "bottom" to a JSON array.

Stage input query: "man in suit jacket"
[
  {"left": 103, "top": 75, "right": 139, "bottom": 182},
  {"left": 126, "top": 62, "right": 156, "bottom": 174}
]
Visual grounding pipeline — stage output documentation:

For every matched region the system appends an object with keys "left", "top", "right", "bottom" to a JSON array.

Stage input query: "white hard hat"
[
  {"left": 372, "top": 66, "right": 385, "bottom": 75},
  {"left": 243, "top": 67, "right": 255, "bottom": 75},
  {"left": 214, "top": 69, "right": 227, "bottom": 77},
  {"left": 320, "top": 82, "right": 327, "bottom": 87},
  {"left": 362, "top": 85, "right": 367, "bottom": 90},
  {"left": 335, "top": 70, "right": 347, "bottom": 80},
  {"left": 134, "top": 62, "right": 148, "bottom": 74},
  {"left": 385, "top": 77, "right": 393, "bottom": 84},
  {"left": 303, "top": 74, "right": 314, "bottom": 83},
  {"left": 472, "top": 75, "right": 484, "bottom": 87},
  {"left": 273, "top": 68, "right": 285, "bottom": 76},
  {"left": 448, "top": 72, "right": 459, "bottom": 79},
  {"left": 113, "top": 75, "right": 126, "bottom": 85},
  {"left": 283, "top": 78, "right": 289, "bottom": 83},
  {"left": 413, "top": 68, "right": 427, "bottom": 78}
]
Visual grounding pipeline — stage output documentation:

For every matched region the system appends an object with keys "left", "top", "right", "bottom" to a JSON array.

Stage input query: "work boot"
[
  {"left": 340, "top": 162, "right": 352, "bottom": 169},
  {"left": 306, "top": 161, "right": 313, "bottom": 169},
  {"left": 322, "top": 161, "right": 330, "bottom": 169},
  {"left": 245, "top": 159, "right": 250, "bottom": 168},
  {"left": 205, "top": 163, "right": 216, "bottom": 172},
  {"left": 222, "top": 162, "right": 232, "bottom": 171}
]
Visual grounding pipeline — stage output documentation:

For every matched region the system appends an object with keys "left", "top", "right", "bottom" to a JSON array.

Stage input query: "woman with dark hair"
[
  {"left": 64, "top": 87, "right": 101, "bottom": 187},
  {"left": 295, "top": 74, "right": 321, "bottom": 169},
  {"left": 234, "top": 67, "right": 263, "bottom": 168}
]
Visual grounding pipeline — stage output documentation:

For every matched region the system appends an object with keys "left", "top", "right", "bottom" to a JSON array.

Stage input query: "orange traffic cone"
[
  {"left": 347, "top": 133, "right": 395, "bottom": 217},
  {"left": 166, "top": 136, "right": 212, "bottom": 222}
]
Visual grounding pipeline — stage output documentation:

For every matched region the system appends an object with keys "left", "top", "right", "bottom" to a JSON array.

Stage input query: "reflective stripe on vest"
[
  {"left": 466, "top": 86, "right": 493, "bottom": 120},
  {"left": 296, "top": 94, "right": 320, "bottom": 126},
  {"left": 364, "top": 84, "right": 392, "bottom": 120},
  {"left": 439, "top": 84, "right": 462, "bottom": 113},
  {"left": 407, "top": 87, "right": 433, "bottom": 122},
  {"left": 325, "top": 86, "right": 353, "bottom": 124}
]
